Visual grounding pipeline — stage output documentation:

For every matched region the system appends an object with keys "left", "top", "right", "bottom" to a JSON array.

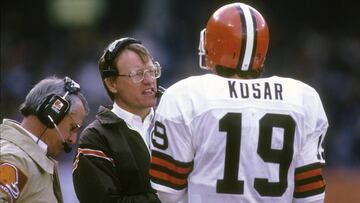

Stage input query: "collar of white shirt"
[
  {"left": 11, "top": 120, "right": 48, "bottom": 153},
  {"left": 111, "top": 102, "right": 154, "bottom": 147}
]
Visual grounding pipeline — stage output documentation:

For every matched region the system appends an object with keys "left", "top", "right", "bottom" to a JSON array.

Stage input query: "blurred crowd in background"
[{"left": 2, "top": 0, "right": 360, "bottom": 202}]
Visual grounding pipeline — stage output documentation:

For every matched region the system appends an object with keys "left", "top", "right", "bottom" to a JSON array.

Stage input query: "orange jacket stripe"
[{"left": 73, "top": 148, "right": 115, "bottom": 173}]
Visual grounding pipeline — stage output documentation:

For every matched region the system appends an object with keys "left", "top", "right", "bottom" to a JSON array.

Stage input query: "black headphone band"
[
  {"left": 64, "top": 76, "right": 81, "bottom": 94},
  {"left": 101, "top": 37, "right": 142, "bottom": 78}
]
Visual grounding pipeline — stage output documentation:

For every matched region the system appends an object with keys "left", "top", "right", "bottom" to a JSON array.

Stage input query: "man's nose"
[
  {"left": 68, "top": 133, "right": 77, "bottom": 144},
  {"left": 142, "top": 71, "right": 155, "bottom": 83}
]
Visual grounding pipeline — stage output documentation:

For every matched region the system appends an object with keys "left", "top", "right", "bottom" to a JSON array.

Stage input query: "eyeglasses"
[
  {"left": 117, "top": 62, "right": 162, "bottom": 83},
  {"left": 67, "top": 114, "right": 81, "bottom": 133}
]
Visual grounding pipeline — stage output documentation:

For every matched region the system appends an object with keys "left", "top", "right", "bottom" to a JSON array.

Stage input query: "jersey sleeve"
[
  {"left": 149, "top": 88, "right": 195, "bottom": 202},
  {"left": 293, "top": 89, "right": 328, "bottom": 202}
]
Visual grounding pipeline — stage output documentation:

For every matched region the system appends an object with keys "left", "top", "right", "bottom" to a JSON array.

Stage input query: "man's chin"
[
  {"left": 148, "top": 100, "right": 157, "bottom": 107},
  {"left": 142, "top": 98, "right": 157, "bottom": 106}
]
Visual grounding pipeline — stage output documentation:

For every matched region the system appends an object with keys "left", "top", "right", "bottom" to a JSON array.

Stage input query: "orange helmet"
[{"left": 199, "top": 3, "right": 269, "bottom": 74}]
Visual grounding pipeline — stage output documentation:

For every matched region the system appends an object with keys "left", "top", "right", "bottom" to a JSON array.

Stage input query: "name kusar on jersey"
[{"left": 227, "top": 80, "right": 283, "bottom": 101}]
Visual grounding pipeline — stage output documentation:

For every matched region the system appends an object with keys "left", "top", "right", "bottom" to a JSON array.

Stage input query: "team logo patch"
[
  {"left": 0, "top": 161, "right": 28, "bottom": 202},
  {"left": 52, "top": 99, "right": 64, "bottom": 112}
]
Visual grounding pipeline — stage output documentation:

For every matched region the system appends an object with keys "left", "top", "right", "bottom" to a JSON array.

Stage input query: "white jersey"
[{"left": 150, "top": 74, "right": 328, "bottom": 203}]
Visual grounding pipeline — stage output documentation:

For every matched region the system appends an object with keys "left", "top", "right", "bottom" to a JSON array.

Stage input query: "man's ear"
[{"left": 104, "top": 78, "right": 117, "bottom": 94}]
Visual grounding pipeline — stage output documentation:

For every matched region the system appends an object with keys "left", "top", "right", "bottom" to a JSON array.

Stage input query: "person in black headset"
[
  {"left": 0, "top": 76, "right": 89, "bottom": 203},
  {"left": 72, "top": 37, "right": 162, "bottom": 203}
]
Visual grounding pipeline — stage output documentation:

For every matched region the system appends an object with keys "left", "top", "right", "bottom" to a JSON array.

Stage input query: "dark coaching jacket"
[{"left": 72, "top": 106, "right": 160, "bottom": 203}]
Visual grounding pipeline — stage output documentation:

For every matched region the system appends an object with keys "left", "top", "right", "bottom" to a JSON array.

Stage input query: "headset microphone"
[
  {"left": 47, "top": 115, "right": 72, "bottom": 153},
  {"left": 156, "top": 86, "right": 166, "bottom": 98}
]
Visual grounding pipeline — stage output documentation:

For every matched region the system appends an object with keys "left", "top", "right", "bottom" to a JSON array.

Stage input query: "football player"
[{"left": 149, "top": 2, "right": 328, "bottom": 203}]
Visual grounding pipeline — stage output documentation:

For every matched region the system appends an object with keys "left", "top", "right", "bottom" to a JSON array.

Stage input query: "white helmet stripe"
[{"left": 239, "top": 3, "right": 255, "bottom": 71}]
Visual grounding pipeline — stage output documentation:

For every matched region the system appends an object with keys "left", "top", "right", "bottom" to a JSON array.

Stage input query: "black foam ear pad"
[{"left": 37, "top": 95, "right": 70, "bottom": 128}]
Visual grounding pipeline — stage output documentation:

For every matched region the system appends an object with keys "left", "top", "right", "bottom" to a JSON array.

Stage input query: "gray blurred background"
[{"left": 2, "top": 0, "right": 360, "bottom": 202}]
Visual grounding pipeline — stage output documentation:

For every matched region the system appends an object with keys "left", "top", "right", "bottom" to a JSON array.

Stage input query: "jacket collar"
[
  {"left": 96, "top": 105, "right": 125, "bottom": 124},
  {"left": 1, "top": 119, "right": 56, "bottom": 174}
]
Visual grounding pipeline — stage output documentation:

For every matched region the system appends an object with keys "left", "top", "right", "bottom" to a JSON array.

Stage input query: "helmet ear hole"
[{"left": 200, "top": 3, "right": 269, "bottom": 76}]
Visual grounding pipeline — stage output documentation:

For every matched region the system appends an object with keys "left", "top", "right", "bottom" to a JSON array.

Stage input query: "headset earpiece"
[
  {"left": 37, "top": 94, "right": 70, "bottom": 128},
  {"left": 37, "top": 76, "right": 80, "bottom": 128}
]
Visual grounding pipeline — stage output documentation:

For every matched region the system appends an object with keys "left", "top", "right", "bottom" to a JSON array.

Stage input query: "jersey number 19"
[{"left": 217, "top": 113, "right": 295, "bottom": 197}]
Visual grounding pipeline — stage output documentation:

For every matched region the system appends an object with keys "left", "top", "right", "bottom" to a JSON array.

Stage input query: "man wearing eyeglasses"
[{"left": 72, "top": 38, "right": 161, "bottom": 203}]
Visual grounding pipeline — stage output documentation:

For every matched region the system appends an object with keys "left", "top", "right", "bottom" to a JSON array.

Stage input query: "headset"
[
  {"left": 101, "top": 37, "right": 142, "bottom": 78},
  {"left": 100, "top": 37, "right": 166, "bottom": 98},
  {"left": 37, "top": 76, "right": 81, "bottom": 153}
]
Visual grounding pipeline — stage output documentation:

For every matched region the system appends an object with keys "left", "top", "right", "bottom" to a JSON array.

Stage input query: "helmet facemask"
[{"left": 198, "top": 28, "right": 208, "bottom": 70}]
